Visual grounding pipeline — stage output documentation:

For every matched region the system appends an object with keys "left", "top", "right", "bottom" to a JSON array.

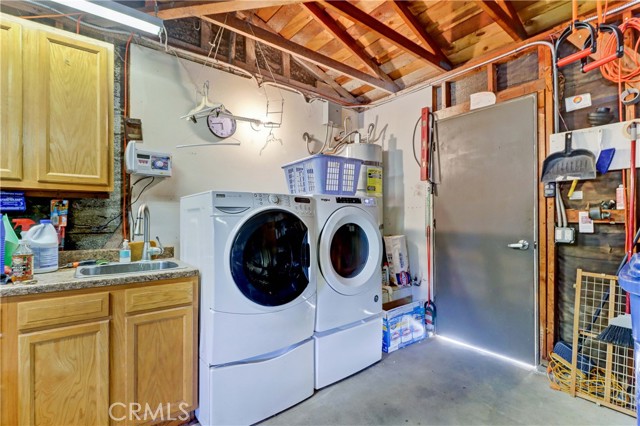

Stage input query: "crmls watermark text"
[{"left": 108, "top": 402, "right": 190, "bottom": 422}]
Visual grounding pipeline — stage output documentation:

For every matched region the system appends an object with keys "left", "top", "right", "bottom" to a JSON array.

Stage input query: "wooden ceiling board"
[
  {"left": 431, "top": 8, "right": 493, "bottom": 46},
  {"left": 289, "top": 18, "right": 327, "bottom": 45},
  {"left": 395, "top": 66, "right": 438, "bottom": 88},
  {"left": 278, "top": 6, "right": 314, "bottom": 39},
  {"left": 365, "top": 38, "right": 402, "bottom": 64},
  {"left": 352, "top": 0, "right": 387, "bottom": 15},
  {"left": 256, "top": 5, "right": 284, "bottom": 22},
  {"left": 387, "top": 56, "right": 425, "bottom": 80},
  {"left": 265, "top": 3, "right": 303, "bottom": 33},
  {"left": 380, "top": 52, "right": 418, "bottom": 74},
  {"left": 519, "top": 1, "right": 600, "bottom": 36},
  {"left": 448, "top": 24, "right": 513, "bottom": 64}
]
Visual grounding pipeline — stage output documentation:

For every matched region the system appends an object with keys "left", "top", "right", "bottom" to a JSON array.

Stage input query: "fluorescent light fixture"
[
  {"left": 48, "top": 0, "right": 163, "bottom": 35},
  {"left": 437, "top": 335, "right": 538, "bottom": 371}
]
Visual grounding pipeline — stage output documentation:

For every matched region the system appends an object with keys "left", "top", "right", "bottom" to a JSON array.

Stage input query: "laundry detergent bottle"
[{"left": 25, "top": 220, "right": 59, "bottom": 273}]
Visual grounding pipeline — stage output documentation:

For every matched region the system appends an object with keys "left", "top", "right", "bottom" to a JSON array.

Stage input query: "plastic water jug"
[{"left": 25, "top": 220, "right": 59, "bottom": 273}]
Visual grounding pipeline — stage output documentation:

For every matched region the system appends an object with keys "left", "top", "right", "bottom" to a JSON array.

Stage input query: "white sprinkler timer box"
[{"left": 125, "top": 142, "right": 172, "bottom": 177}]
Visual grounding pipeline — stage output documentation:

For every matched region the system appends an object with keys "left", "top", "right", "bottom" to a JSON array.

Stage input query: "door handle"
[{"left": 507, "top": 240, "right": 529, "bottom": 250}]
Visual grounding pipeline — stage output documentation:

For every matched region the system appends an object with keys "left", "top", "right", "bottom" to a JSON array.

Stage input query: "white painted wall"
[
  {"left": 364, "top": 89, "right": 432, "bottom": 300},
  {"left": 130, "top": 45, "right": 329, "bottom": 254},
  {"left": 130, "top": 44, "right": 432, "bottom": 297}
]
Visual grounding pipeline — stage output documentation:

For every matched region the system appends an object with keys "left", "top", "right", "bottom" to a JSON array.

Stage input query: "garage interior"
[{"left": 2, "top": 0, "right": 640, "bottom": 425}]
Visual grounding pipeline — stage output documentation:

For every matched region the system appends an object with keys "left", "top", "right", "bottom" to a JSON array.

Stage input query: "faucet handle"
[{"left": 150, "top": 236, "right": 165, "bottom": 255}]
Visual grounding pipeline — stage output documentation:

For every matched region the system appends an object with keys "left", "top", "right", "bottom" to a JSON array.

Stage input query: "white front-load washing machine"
[
  {"left": 314, "top": 195, "right": 383, "bottom": 389},
  {"left": 180, "top": 191, "right": 316, "bottom": 426}
]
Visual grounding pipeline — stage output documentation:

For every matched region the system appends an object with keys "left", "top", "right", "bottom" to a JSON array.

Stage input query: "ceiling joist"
[
  {"left": 320, "top": 0, "right": 452, "bottom": 71},
  {"left": 203, "top": 13, "right": 400, "bottom": 93},
  {"left": 154, "top": 1, "right": 306, "bottom": 20},
  {"left": 389, "top": 1, "right": 452, "bottom": 70},
  {"left": 302, "top": 2, "right": 400, "bottom": 90},
  {"left": 477, "top": 0, "right": 527, "bottom": 41}
]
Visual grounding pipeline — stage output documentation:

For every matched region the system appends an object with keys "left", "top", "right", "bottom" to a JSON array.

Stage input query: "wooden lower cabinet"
[
  {"left": 0, "top": 276, "right": 198, "bottom": 426},
  {"left": 18, "top": 321, "right": 110, "bottom": 426},
  {"left": 122, "top": 307, "right": 195, "bottom": 425}
]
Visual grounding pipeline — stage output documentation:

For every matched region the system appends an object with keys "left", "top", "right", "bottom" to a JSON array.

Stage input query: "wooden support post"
[
  {"left": 539, "top": 45, "right": 555, "bottom": 361},
  {"left": 441, "top": 82, "right": 451, "bottom": 109},
  {"left": 487, "top": 63, "right": 497, "bottom": 92}
]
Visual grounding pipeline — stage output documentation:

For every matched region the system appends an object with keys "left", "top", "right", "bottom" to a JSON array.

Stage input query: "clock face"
[{"left": 207, "top": 108, "right": 237, "bottom": 138}]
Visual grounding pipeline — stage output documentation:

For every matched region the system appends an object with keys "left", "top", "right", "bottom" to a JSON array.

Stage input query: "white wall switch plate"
[{"left": 555, "top": 227, "right": 575, "bottom": 244}]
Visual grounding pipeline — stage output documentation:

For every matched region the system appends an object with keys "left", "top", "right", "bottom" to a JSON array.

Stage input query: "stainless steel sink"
[{"left": 75, "top": 260, "right": 182, "bottom": 278}]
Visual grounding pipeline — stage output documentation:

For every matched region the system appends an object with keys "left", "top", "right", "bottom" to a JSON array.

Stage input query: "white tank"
[{"left": 341, "top": 143, "right": 383, "bottom": 227}]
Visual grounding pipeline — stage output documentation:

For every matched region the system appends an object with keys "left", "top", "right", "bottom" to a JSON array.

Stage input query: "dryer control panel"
[
  {"left": 335, "top": 197, "right": 377, "bottom": 207},
  {"left": 253, "top": 193, "right": 314, "bottom": 216}
]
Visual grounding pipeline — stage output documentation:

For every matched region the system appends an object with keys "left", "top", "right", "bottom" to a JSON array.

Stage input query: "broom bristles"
[{"left": 597, "top": 314, "right": 634, "bottom": 348}]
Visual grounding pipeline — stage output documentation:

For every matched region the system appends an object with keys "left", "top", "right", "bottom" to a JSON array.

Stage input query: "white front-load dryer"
[
  {"left": 180, "top": 191, "right": 316, "bottom": 426},
  {"left": 313, "top": 195, "right": 383, "bottom": 389}
]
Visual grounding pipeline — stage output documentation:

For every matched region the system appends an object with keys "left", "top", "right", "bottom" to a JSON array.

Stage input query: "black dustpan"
[{"left": 541, "top": 132, "right": 596, "bottom": 182}]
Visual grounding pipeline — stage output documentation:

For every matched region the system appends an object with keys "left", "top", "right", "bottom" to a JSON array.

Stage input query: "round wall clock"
[{"left": 207, "top": 107, "right": 237, "bottom": 138}]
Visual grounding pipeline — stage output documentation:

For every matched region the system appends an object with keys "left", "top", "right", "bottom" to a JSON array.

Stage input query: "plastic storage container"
[
  {"left": 617, "top": 254, "right": 640, "bottom": 416},
  {"left": 282, "top": 154, "right": 362, "bottom": 195},
  {"left": 24, "top": 220, "right": 59, "bottom": 273}
]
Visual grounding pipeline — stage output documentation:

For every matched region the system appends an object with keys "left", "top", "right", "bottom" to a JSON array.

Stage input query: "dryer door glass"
[
  {"left": 230, "top": 210, "right": 311, "bottom": 306},
  {"left": 330, "top": 223, "right": 369, "bottom": 278}
]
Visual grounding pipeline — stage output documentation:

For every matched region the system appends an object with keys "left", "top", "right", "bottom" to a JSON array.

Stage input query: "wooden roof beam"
[
  {"left": 477, "top": 0, "right": 527, "bottom": 41},
  {"left": 153, "top": 1, "right": 307, "bottom": 20},
  {"left": 302, "top": 2, "right": 400, "bottom": 91},
  {"left": 320, "top": 0, "right": 452, "bottom": 71},
  {"left": 389, "top": 1, "right": 452, "bottom": 70},
  {"left": 203, "top": 13, "right": 400, "bottom": 93}
]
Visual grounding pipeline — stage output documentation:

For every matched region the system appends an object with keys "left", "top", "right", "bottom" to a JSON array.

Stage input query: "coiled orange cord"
[{"left": 598, "top": 18, "right": 640, "bottom": 83}]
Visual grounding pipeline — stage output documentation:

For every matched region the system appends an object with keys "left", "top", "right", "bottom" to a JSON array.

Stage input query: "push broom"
[{"left": 597, "top": 122, "right": 637, "bottom": 348}]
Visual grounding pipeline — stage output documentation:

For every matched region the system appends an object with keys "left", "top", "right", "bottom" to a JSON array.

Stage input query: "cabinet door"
[
  {"left": 124, "top": 307, "right": 195, "bottom": 424},
  {"left": 26, "top": 29, "right": 113, "bottom": 190},
  {"left": 18, "top": 320, "right": 109, "bottom": 426},
  {"left": 0, "top": 18, "right": 23, "bottom": 182}
]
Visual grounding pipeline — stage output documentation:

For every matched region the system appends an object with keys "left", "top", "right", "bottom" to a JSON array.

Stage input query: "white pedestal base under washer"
[
  {"left": 180, "top": 191, "right": 316, "bottom": 425},
  {"left": 313, "top": 196, "right": 383, "bottom": 389}
]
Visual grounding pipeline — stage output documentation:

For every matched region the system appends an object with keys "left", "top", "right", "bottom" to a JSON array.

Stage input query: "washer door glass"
[
  {"left": 230, "top": 210, "right": 311, "bottom": 307},
  {"left": 330, "top": 224, "right": 369, "bottom": 278}
]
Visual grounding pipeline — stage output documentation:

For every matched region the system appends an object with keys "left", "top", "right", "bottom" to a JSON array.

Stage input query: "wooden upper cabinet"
[
  {"left": 0, "top": 18, "right": 23, "bottom": 182},
  {"left": 0, "top": 13, "right": 114, "bottom": 193}
]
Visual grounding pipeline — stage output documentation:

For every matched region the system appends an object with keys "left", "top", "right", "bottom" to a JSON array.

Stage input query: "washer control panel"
[{"left": 253, "top": 193, "right": 314, "bottom": 216}]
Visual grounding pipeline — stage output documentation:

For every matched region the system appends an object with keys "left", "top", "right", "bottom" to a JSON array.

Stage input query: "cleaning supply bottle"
[
  {"left": 120, "top": 239, "right": 131, "bottom": 263},
  {"left": 24, "top": 220, "right": 59, "bottom": 273},
  {"left": 11, "top": 239, "right": 34, "bottom": 282},
  {"left": 3, "top": 214, "right": 19, "bottom": 268}
]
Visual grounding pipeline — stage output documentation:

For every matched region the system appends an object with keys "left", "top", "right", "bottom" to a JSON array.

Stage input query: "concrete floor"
[{"left": 261, "top": 337, "right": 635, "bottom": 425}]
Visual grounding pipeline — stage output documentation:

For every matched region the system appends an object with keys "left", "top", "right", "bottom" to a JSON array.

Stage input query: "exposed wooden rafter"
[
  {"left": 302, "top": 2, "right": 400, "bottom": 90},
  {"left": 389, "top": 1, "right": 452, "bottom": 70},
  {"left": 477, "top": 0, "right": 527, "bottom": 42},
  {"left": 236, "top": 11, "right": 361, "bottom": 102},
  {"left": 154, "top": 1, "right": 306, "bottom": 20},
  {"left": 203, "top": 13, "right": 400, "bottom": 93},
  {"left": 320, "top": 0, "right": 451, "bottom": 71}
]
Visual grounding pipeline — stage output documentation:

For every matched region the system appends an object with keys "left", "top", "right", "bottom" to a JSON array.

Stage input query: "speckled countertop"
[{"left": 0, "top": 258, "right": 198, "bottom": 297}]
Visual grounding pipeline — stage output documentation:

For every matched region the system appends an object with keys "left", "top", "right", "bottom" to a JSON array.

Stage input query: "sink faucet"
[{"left": 134, "top": 203, "right": 164, "bottom": 261}]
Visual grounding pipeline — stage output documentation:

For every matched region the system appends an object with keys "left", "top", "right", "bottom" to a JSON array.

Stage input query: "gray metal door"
[{"left": 434, "top": 95, "right": 538, "bottom": 365}]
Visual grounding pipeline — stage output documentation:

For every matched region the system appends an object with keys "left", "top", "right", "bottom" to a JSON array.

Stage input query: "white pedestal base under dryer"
[
  {"left": 314, "top": 315, "right": 381, "bottom": 389},
  {"left": 180, "top": 191, "right": 317, "bottom": 425},
  {"left": 313, "top": 196, "right": 383, "bottom": 389},
  {"left": 197, "top": 340, "right": 314, "bottom": 426}
]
